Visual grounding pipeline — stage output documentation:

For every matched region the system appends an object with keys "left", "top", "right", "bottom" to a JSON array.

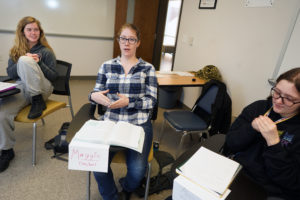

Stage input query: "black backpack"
[
  {"left": 134, "top": 150, "right": 176, "bottom": 197},
  {"left": 44, "top": 122, "right": 70, "bottom": 161}
]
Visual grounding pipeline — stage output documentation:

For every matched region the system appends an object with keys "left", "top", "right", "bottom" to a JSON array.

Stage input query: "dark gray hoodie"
[{"left": 7, "top": 43, "right": 58, "bottom": 83}]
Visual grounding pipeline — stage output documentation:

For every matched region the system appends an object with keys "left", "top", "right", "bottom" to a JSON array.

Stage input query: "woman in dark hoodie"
[
  {"left": 0, "top": 16, "right": 57, "bottom": 173},
  {"left": 226, "top": 68, "right": 300, "bottom": 200}
]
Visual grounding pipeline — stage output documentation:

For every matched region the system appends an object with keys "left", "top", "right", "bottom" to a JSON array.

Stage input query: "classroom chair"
[
  {"left": 157, "top": 80, "right": 221, "bottom": 157},
  {"left": 86, "top": 143, "right": 154, "bottom": 200},
  {"left": 14, "top": 60, "right": 74, "bottom": 166}
]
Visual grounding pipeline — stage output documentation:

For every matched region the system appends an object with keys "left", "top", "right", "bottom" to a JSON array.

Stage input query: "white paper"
[
  {"left": 244, "top": 0, "right": 273, "bottom": 7},
  {"left": 157, "top": 71, "right": 175, "bottom": 75},
  {"left": 177, "top": 147, "right": 241, "bottom": 196},
  {"left": 173, "top": 176, "right": 231, "bottom": 200},
  {"left": 174, "top": 71, "right": 194, "bottom": 76},
  {"left": 68, "top": 139, "right": 109, "bottom": 172}
]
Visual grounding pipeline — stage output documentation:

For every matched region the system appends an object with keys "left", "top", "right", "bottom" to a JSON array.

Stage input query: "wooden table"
[
  {"left": 156, "top": 72, "right": 206, "bottom": 87},
  {"left": 152, "top": 72, "right": 207, "bottom": 121}
]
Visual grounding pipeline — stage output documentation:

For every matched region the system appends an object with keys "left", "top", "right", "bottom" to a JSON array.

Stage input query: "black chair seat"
[{"left": 164, "top": 111, "right": 208, "bottom": 131}]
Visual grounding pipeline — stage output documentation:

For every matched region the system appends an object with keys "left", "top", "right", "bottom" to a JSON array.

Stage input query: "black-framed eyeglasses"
[
  {"left": 271, "top": 87, "right": 300, "bottom": 107},
  {"left": 118, "top": 36, "right": 138, "bottom": 44}
]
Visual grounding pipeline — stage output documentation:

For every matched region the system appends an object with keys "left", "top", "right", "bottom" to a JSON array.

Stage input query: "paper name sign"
[{"left": 68, "top": 140, "right": 109, "bottom": 172}]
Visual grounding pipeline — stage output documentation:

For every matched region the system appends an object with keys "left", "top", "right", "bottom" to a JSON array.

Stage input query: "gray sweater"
[{"left": 7, "top": 43, "right": 58, "bottom": 83}]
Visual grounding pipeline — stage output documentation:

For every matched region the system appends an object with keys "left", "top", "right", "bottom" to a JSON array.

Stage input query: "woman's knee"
[
  {"left": 18, "top": 56, "right": 35, "bottom": 65},
  {"left": 93, "top": 171, "right": 108, "bottom": 180},
  {"left": 127, "top": 160, "right": 147, "bottom": 178}
]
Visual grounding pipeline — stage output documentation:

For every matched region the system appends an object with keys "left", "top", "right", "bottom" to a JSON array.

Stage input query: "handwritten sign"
[{"left": 68, "top": 140, "right": 109, "bottom": 172}]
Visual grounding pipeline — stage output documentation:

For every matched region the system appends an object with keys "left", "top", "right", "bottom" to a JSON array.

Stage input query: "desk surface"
[{"left": 156, "top": 72, "right": 206, "bottom": 87}]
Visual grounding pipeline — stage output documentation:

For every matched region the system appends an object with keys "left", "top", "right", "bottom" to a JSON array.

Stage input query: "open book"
[
  {"left": 176, "top": 146, "right": 241, "bottom": 199},
  {"left": 73, "top": 119, "right": 145, "bottom": 153}
]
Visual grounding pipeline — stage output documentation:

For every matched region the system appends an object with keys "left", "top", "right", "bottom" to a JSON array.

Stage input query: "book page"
[
  {"left": 177, "top": 147, "right": 241, "bottom": 196},
  {"left": 173, "top": 175, "right": 231, "bottom": 200},
  {"left": 109, "top": 121, "right": 145, "bottom": 153},
  {"left": 73, "top": 120, "right": 116, "bottom": 144}
]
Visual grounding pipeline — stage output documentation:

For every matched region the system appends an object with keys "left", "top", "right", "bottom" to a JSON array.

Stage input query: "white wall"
[
  {"left": 0, "top": 0, "right": 115, "bottom": 76},
  {"left": 0, "top": 0, "right": 115, "bottom": 38},
  {"left": 174, "top": 0, "right": 300, "bottom": 116}
]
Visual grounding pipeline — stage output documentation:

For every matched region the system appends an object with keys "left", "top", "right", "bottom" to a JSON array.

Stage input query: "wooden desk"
[
  {"left": 157, "top": 72, "right": 206, "bottom": 87},
  {"left": 152, "top": 72, "right": 207, "bottom": 121}
]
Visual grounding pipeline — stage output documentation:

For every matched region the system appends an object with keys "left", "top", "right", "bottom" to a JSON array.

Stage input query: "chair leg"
[
  {"left": 176, "top": 131, "right": 188, "bottom": 158},
  {"left": 68, "top": 96, "right": 75, "bottom": 119},
  {"left": 87, "top": 171, "right": 91, "bottom": 200},
  {"left": 41, "top": 118, "right": 45, "bottom": 125},
  {"left": 32, "top": 122, "right": 37, "bottom": 166},
  {"left": 157, "top": 119, "right": 166, "bottom": 144},
  {"left": 144, "top": 162, "right": 152, "bottom": 200}
]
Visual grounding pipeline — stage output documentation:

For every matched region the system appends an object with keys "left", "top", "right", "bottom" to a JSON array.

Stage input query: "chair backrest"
[
  {"left": 194, "top": 84, "right": 219, "bottom": 114},
  {"left": 52, "top": 60, "right": 74, "bottom": 118},
  {"left": 52, "top": 60, "right": 72, "bottom": 96}
]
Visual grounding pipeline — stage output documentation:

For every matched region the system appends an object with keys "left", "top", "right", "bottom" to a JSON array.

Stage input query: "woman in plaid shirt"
[{"left": 89, "top": 24, "right": 157, "bottom": 200}]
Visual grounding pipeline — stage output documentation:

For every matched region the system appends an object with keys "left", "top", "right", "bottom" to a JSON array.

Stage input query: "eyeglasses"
[
  {"left": 25, "top": 28, "right": 40, "bottom": 33},
  {"left": 118, "top": 36, "right": 138, "bottom": 44},
  {"left": 271, "top": 87, "right": 300, "bottom": 107}
]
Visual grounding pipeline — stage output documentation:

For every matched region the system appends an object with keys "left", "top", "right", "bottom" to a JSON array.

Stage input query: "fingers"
[
  {"left": 91, "top": 90, "right": 111, "bottom": 106},
  {"left": 101, "top": 89, "right": 109, "bottom": 94},
  {"left": 251, "top": 118, "right": 260, "bottom": 132},
  {"left": 25, "top": 53, "right": 39, "bottom": 62},
  {"left": 109, "top": 93, "right": 129, "bottom": 109},
  {"left": 256, "top": 116, "right": 275, "bottom": 130}
]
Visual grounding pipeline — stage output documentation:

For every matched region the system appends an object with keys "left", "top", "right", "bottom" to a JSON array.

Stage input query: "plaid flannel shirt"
[{"left": 90, "top": 57, "right": 157, "bottom": 125}]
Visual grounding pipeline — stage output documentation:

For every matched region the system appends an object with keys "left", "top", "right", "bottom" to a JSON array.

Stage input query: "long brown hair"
[
  {"left": 276, "top": 68, "right": 300, "bottom": 93},
  {"left": 9, "top": 16, "right": 53, "bottom": 62}
]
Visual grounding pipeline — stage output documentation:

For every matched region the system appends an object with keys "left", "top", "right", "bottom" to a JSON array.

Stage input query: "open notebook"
[
  {"left": 176, "top": 146, "right": 242, "bottom": 199},
  {"left": 0, "top": 82, "right": 17, "bottom": 92}
]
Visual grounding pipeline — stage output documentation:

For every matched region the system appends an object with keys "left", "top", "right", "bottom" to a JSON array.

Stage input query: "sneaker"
[{"left": 0, "top": 149, "right": 15, "bottom": 172}]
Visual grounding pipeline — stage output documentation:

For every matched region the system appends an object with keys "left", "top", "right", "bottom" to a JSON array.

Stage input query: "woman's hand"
[
  {"left": 26, "top": 53, "right": 40, "bottom": 62},
  {"left": 252, "top": 115, "right": 280, "bottom": 146},
  {"left": 91, "top": 90, "right": 111, "bottom": 107},
  {"left": 109, "top": 93, "right": 129, "bottom": 109}
]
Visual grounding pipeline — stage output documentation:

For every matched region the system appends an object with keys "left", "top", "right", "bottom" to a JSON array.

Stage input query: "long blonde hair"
[{"left": 9, "top": 16, "right": 53, "bottom": 62}]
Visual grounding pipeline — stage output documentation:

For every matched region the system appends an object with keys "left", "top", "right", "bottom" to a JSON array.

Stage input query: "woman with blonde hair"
[{"left": 0, "top": 16, "right": 57, "bottom": 172}]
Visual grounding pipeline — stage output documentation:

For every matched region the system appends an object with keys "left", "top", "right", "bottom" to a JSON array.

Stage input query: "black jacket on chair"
[{"left": 194, "top": 79, "right": 232, "bottom": 136}]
